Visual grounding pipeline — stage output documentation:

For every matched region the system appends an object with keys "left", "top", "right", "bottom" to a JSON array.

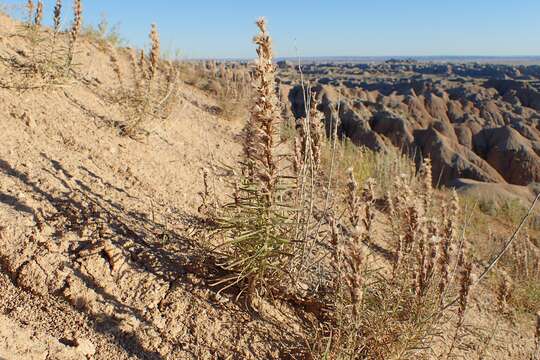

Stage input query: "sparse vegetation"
[
  {"left": 82, "top": 12, "right": 125, "bottom": 47},
  {"left": 106, "top": 24, "right": 180, "bottom": 137},
  {"left": 180, "top": 60, "right": 252, "bottom": 121},
  {"left": 198, "top": 18, "right": 494, "bottom": 359},
  {"left": 321, "top": 138, "right": 416, "bottom": 194},
  {"left": 0, "top": 0, "right": 81, "bottom": 88},
  {"left": 0, "top": 1, "right": 539, "bottom": 358}
]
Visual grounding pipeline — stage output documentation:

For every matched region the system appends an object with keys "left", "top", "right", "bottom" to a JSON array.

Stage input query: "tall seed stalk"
[
  {"left": 249, "top": 17, "right": 281, "bottom": 205},
  {"left": 26, "top": 0, "right": 34, "bottom": 27},
  {"left": 149, "top": 23, "right": 160, "bottom": 81},
  {"left": 212, "top": 18, "right": 299, "bottom": 299},
  {"left": 48, "top": 0, "right": 62, "bottom": 64},
  {"left": 34, "top": 0, "right": 43, "bottom": 27},
  {"left": 53, "top": 0, "right": 62, "bottom": 33},
  {"left": 66, "top": 0, "right": 82, "bottom": 71}
]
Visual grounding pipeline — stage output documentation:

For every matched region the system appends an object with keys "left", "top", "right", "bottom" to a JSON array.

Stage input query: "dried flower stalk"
[
  {"left": 27, "top": 0, "right": 34, "bottom": 26},
  {"left": 149, "top": 24, "right": 160, "bottom": 80},
  {"left": 298, "top": 92, "right": 326, "bottom": 171},
  {"left": 70, "top": 0, "right": 82, "bottom": 44},
  {"left": 244, "top": 17, "right": 281, "bottom": 204},
  {"left": 34, "top": 0, "right": 43, "bottom": 27},
  {"left": 53, "top": 0, "right": 62, "bottom": 34},
  {"left": 458, "top": 261, "right": 472, "bottom": 323},
  {"left": 496, "top": 273, "right": 512, "bottom": 313},
  {"left": 138, "top": 49, "right": 147, "bottom": 81},
  {"left": 108, "top": 44, "right": 123, "bottom": 89},
  {"left": 346, "top": 167, "right": 361, "bottom": 231},
  {"left": 66, "top": 0, "right": 82, "bottom": 70}
]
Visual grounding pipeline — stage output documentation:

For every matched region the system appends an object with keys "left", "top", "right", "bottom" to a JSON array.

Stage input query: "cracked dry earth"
[{"left": 0, "top": 14, "right": 308, "bottom": 359}]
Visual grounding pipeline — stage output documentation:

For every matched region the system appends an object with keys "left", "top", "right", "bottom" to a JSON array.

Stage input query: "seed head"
[
  {"left": 27, "top": 0, "right": 34, "bottom": 25},
  {"left": 346, "top": 168, "right": 361, "bottom": 229},
  {"left": 244, "top": 16, "right": 282, "bottom": 204},
  {"left": 71, "top": 0, "right": 82, "bottom": 44},
  {"left": 496, "top": 273, "right": 512, "bottom": 312},
  {"left": 138, "top": 49, "right": 147, "bottom": 80},
  {"left": 458, "top": 261, "right": 472, "bottom": 321},
  {"left": 420, "top": 158, "right": 433, "bottom": 210},
  {"left": 149, "top": 23, "right": 160, "bottom": 80},
  {"left": 298, "top": 92, "right": 326, "bottom": 170},
  {"left": 53, "top": 0, "right": 62, "bottom": 33},
  {"left": 292, "top": 135, "right": 303, "bottom": 177},
  {"left": 34, "top": 0, "right": 43, "bottom": 27}
]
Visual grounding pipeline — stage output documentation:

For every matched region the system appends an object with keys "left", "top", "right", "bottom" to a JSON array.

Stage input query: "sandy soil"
[{"left": 0, "top": 12, "right": 309, "bottom": 359}]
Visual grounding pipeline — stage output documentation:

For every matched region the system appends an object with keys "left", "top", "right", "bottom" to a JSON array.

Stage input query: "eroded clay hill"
[{"left": 282, "top": 62, "right": 540, "bottom": 205}]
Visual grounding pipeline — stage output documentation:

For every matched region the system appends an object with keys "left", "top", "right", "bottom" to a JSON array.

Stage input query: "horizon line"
[{"left": 182, "top": 54, "right": 540, "bottom": 62}]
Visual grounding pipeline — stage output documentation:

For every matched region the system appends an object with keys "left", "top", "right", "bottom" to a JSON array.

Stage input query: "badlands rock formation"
[{"left": 281, "top": 61, "right": 540, "bottom": 194}]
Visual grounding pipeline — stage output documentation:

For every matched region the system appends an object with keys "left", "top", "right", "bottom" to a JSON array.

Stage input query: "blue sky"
[{"left": 3, "top": 0, "right": 540, "bottom": 59}]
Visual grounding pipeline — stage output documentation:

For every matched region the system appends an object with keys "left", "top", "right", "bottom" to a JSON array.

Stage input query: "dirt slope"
[{"left": 0, "top": 13, "right": 308, "bottom": 360}]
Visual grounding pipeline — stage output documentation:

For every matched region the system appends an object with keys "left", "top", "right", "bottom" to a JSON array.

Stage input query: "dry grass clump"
[
  {"left": 105, "top": 24, "right": 179, "bottom": 137},
  {"left": 490, "top": 229, "right": 540, "bottom": 313},
  {"left": 312, "top": 161, "right": 474, "bottom": 359},
  {"left": 320, "top": 138, "right": 415, "bottom": 195},
  {"left": 180, "top": 60, "right": 252, "bottom": 121},
  {"left": 0, "top": 0, "right": 84, "bottom": 89}
]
